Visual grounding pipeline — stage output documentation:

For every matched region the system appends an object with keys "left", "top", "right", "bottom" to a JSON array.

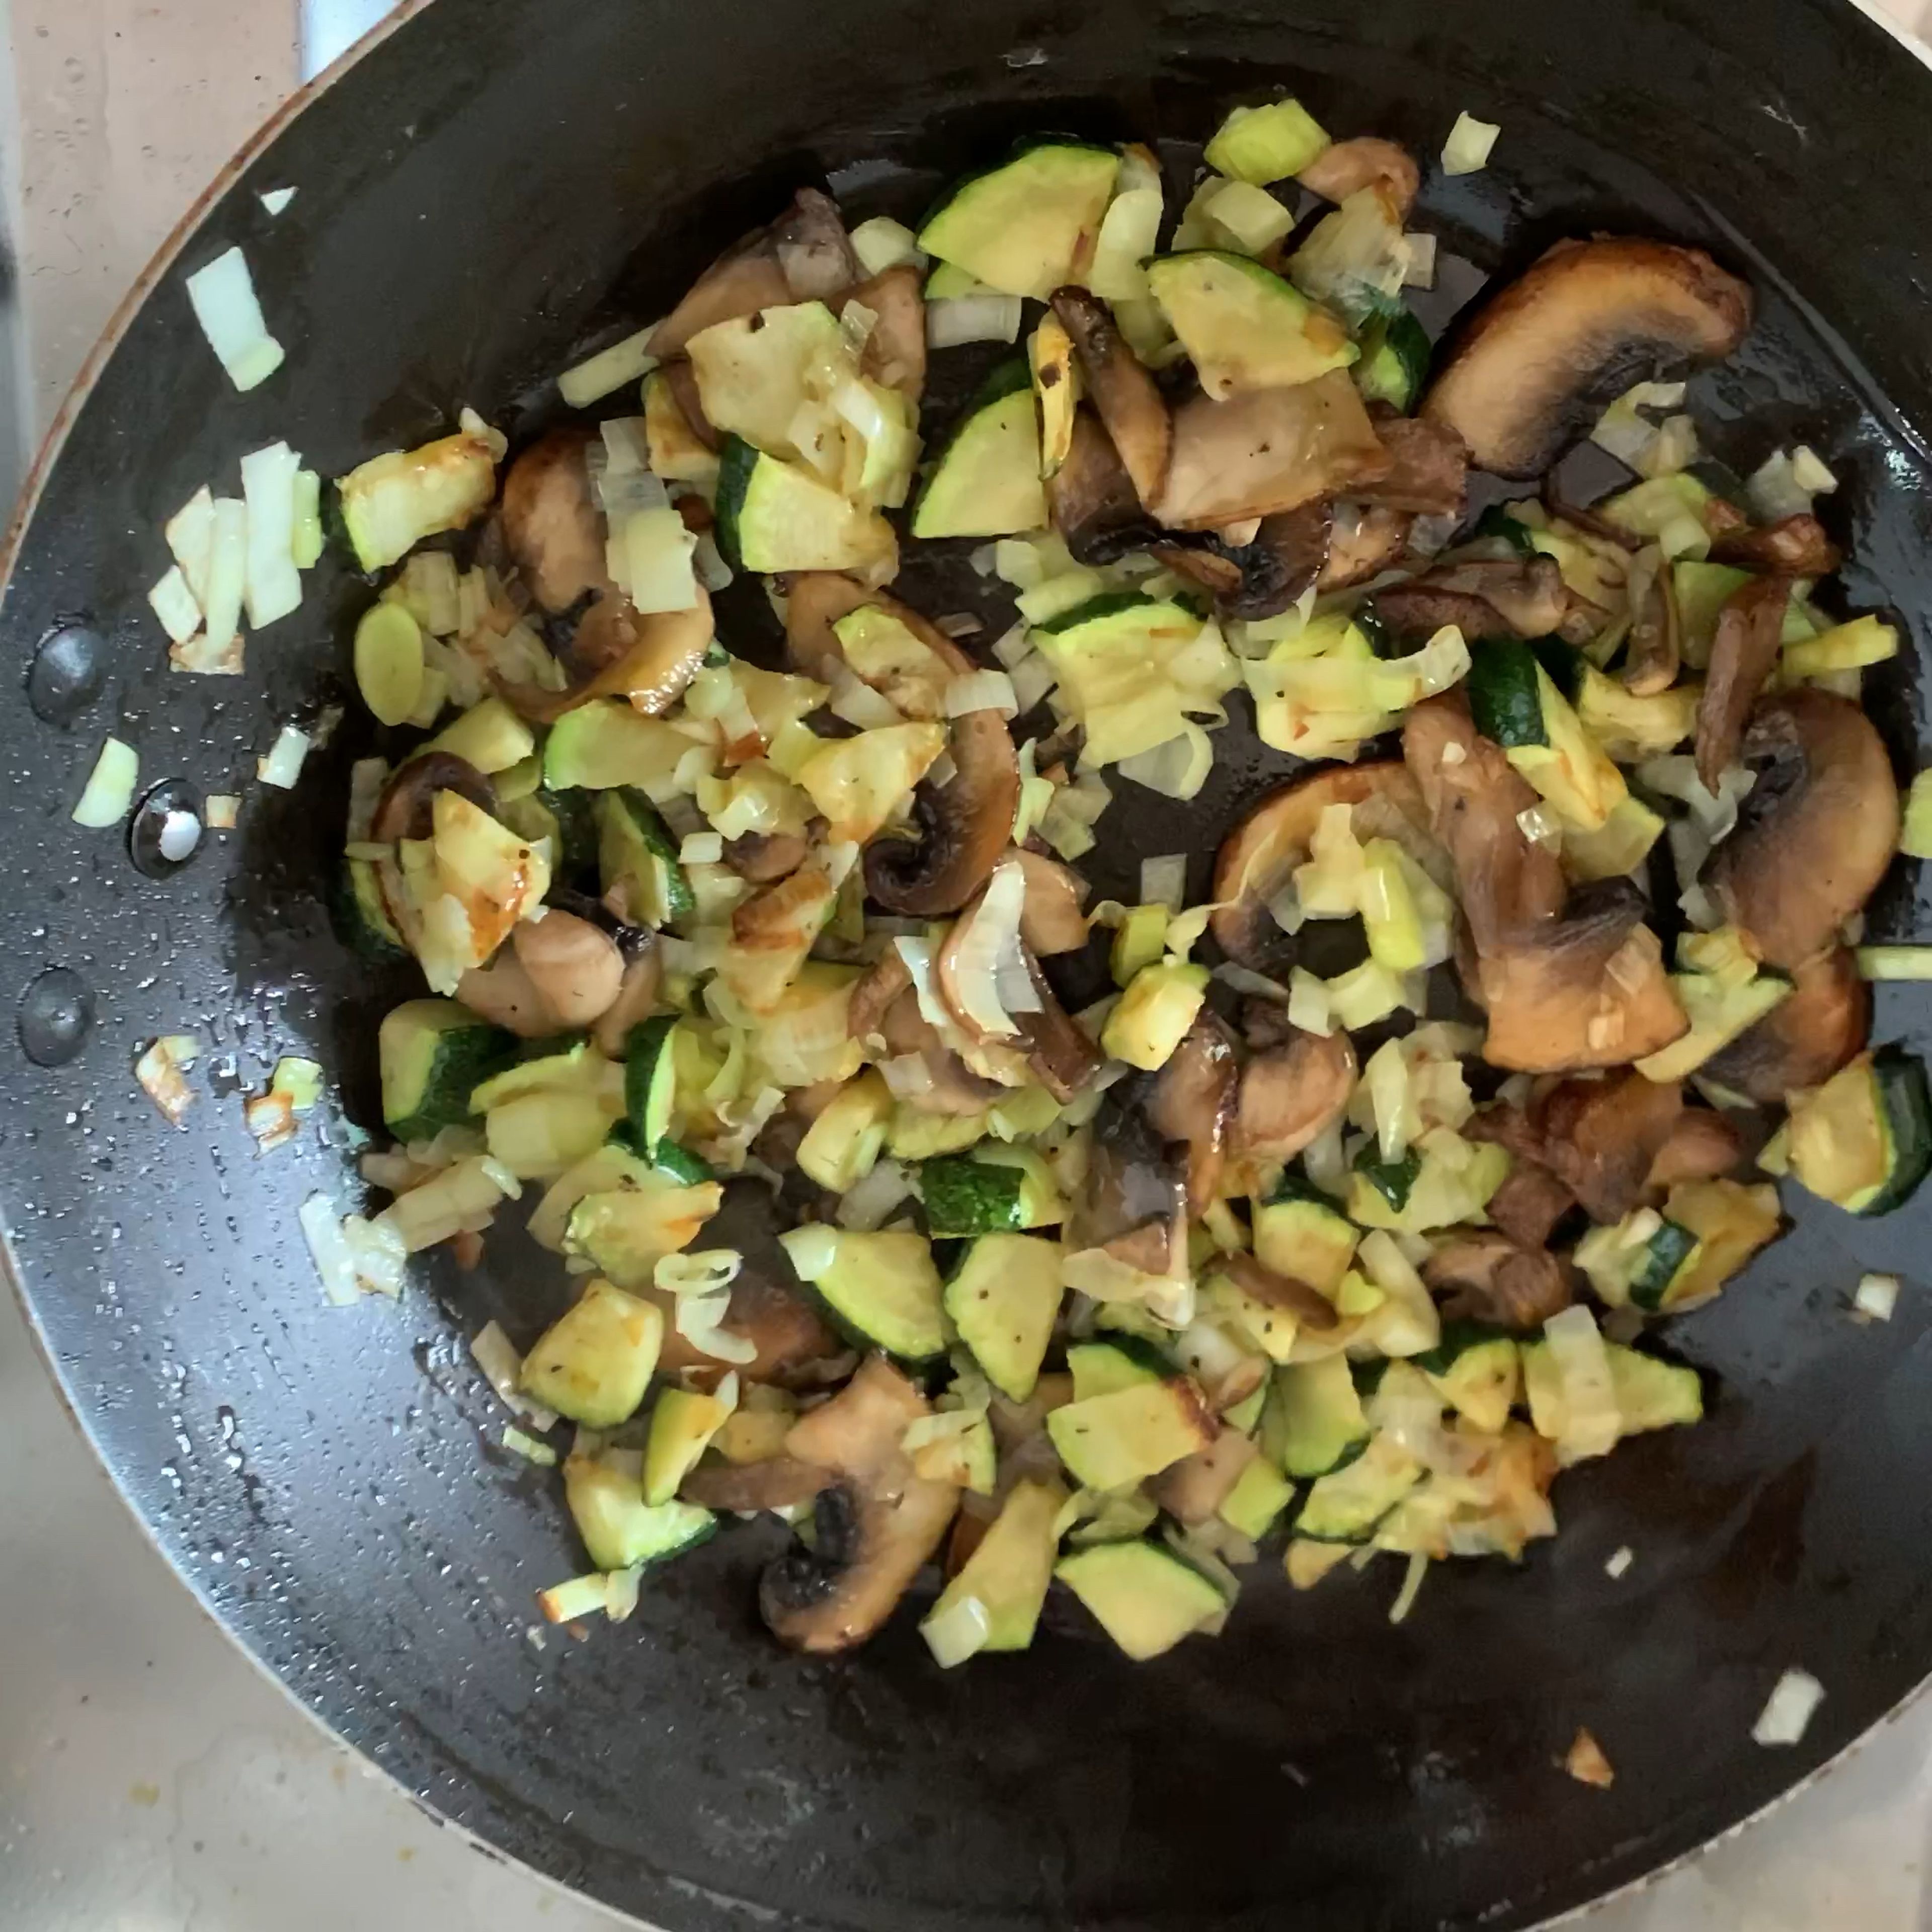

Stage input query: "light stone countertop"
[{"left": 4, "top": 3, "right": 1932, "bottom": 1927}]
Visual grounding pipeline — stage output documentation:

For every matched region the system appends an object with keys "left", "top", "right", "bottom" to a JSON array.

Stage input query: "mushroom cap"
[
  {"left": 499, "top": 429, "right": 611, "bottom": 615},
  {"left": 1423, "top": 1233, "right": 1576, "bottom": 1329},
  {"left": 1046, "top": 407, "right": 1158, "bottom": 566},
  {"left": 1706, "top": 690, "right": 1900, "bottom": 971},
  {"left": 1704, "top": 945, "right": 1872, "bottom": 1103},
  {"left": 1695, "top": 573, "right": 1790, "bottom": 791},
  {"left": 1298, "top": 137, "right": 1421, "bottom": 220},
  {"left": 1421, "top": 237, "right": 1752, "bottom": 477},
  {"left": 369, "top": 750, "right": 494, "bottom": 844},
  {"left": 496, "top": 587, "right": 714, "bottom": 724},
  {"left": 1233, "top": 1027, "right": 1357, "bottom": 1165},
  {"left": 1050, "top": 286, "right": 1173, "bottom": 509},
  {"left": 1144, "top": 1011, "right": 1240, "bottom": 1215}
]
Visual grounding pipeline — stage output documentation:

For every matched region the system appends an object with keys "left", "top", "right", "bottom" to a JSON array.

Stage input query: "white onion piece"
[
  {"left": 849, "top": 215, "right": 926, "bottom": 276},
  {"left": 1117, "top": 723, "right": 1214, "bottom": 801},
  {"left": 257, "top": 725, "right": 311, "bottom": 789},
  {"left": 1401, "top": 232, "right": 1438, "bottom": 289},
  {"left": 920, "top": 1592, "right": 992, "bottom": 1668},
  {"left": 1388, "top": 1552, "right": 1429, "bottom": 1625},
  {"left": 201, "top": 496, "right": 248, "bottom": 660},
  {"left": 147, "top": 567, "right": 201, "bottom": 645},
  {"left": 240, "top": 440, "right": 304, "bottom": 628},
  {"left": 185, "top": 247, "right": 285, "bottom": 391},
  {"left": 469, "top": 1321, "right": 560, "bottom": 1430},
  {"left": 1544, "top": 1304, "right": 1620, "bottom": 1462},
  {"left": 1441, "top": 111, "right": 1501, "bottom": 176},
  {"left": 679, "top": 830, "right": 725, "bottom": 865},
  {"left": 616, "top": 505, "right": 700, "bottom": 614},
  {"left": 837, "top": 1157, "right": 913, "bottom": 1231},
  {"left": 1140, "top": 853, "right": 1188, "bottom": 912},
  {"left": 829, "top": 668, "right": 904, "bottom": 729},
  {"left": 72, "top": 737, "right": 138, "bottom": 827},
  {"left": 165, "top": 486, "right": 217, "bottom": 604},
  {"left": 205, "top": 793, "right": 240, "bottom": 831},
  {"left": 948, "top": 856, "right": 1031, "bottom": 1037},
  {"left": 558, "top": 326, "right": 661, "bottom": 408},
  {"left": 676, "top": 1287, "right": 758, "bottom": 1364},
  {"left": 1605, "top": 1546, "right": 1635, "bottom": 1579},
  {"left": 1855, "top": 1272, "right": 1900, "bottom": 1321},
  {"left": 259, "top": 187, "right": 297, "bottom": 216},
  {"left": 1752, "top": 1668, "right": 1825, "bottom": 1747},
  {"left": 1792, "top": 444, "right": 1839, "bottom": 494},
  {"left": 927, "top": 294, "right": 1023, "bottom": 348},
  {"left": 944, "top": 669, "right": 1018, "bottom": 718},
  {"left": 300, "top": 1194, "right": 361, "bottom": 1307}
]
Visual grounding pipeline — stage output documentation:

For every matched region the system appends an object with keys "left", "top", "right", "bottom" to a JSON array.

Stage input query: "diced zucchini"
[
  {"left": 643, "top": 368, "right": 721, "bottom": 486},
  {"left": 378, "top": 998, "right": 512, "bottom": 1143},
  {"left": 714, "top": 433, "right": 897, "bottom": 575},
  {"left": 1284, "top": 1539, "right": 1354, "bottom": 1589},
  {"left": 338, "top": 432, "right": 497, "bottom": 573},
  {"left": 1561, "top": 795, "right": 1666, "bottom": 883},
  {"left": 624, "top": 1015, "right": 681, "bottom": 1156},
  {"left": 1143, "top": 251, "right": 1356, "bottom": 398},
  {"left": 925, "top": 261, "right": 983, "bottom": 300},
  {"left": 1046, "top": 1379, "right": 1215, "bottom": 1490},
  {"left": 1660, "top": 1179, "right": 1782, "bottom": 1306},
  {"left": 1054, "top": 1538, "right": 1227, "bottom": 1660},
  {"left": 562, "top": 1183, "right": 723, "bottom": 1286},
  {"left": 1350, "top": 1143, "right": 1423, "bottom": 1215},
  {"left": 336, "top": 855, "right": 407, "bottom": 960},
  {"left": 1260, "top": 1353, "right": 1370, "bottom": 1478},
  {"left": 1110, "top": 903, "right": 1171, "bottom": 987},
  {"left": 643, "top": 1386, "right": 734, "bottom": 1504},
  {"left": 686, "top": 300, "right": 844, "bottom": 459},
  {"left": 1672, "top": 560, "right": 1754, "bottom": 668},
  {"left": 1468, "top": 638, "right": 1627, "bottom": 831},
  {"left": 886, "top": 1106, "right": 988, "bottom": 1161},
  {"left": 429, "top": 695, "right": 537, "bottom": 775},
  {"left": 542, "top": 702, "right": 692, "bottom": 793},
  {"left": 1205, "top": 98, "right": 1331, "bottom": 184},
  {"left": 797, "top": 1069, "right": 893, "bottom": 1193},
  {"left": 910, "top": 361, "right": 1046, "bottom": 540},
  {"left": 1633, "top": 971, "right": 1790, "bottom": 1083},
  {"left": 598, "top": 788, "right": 695, "bottom": 928},
  {"left": 1222, "top": 1377, "right": 1269, "bottom": 1435},
  {"left": 1522, "top": 1339, "right": 1703, "bottom": 1442},
  {"left": 1101, "top": 960, "right": 1210, "bottom": 1071},
  {"left": 1788, "top": 1048, "right": 1932, "bottom": 1216},
  {"left": 1065, "top": 1335, "right": 1169, "bottom": 1403},
  {"left": 1218, "top": 1454, "right": 1296, "bottom": 1540},
  {"left": 564, "top": 1452, "right": 715, "bottom": 1572},
  {"left": 646, "top": 1138, "right": 716, "bottom": 1186},
  {"left": 1294, "top": 1433, "right": 1420, "bottom": 1543},
  {"left": 487, "top": 1085, "right": 619, "bottom": 1181},
  {"left": 469, "top": 1038, "right": 597, "bottom": 1112},
  {"left": 1577, "top": 1213, "right": 1704, "bottom": 1313},
  {"left": 1251, "top": 1175, "right": 1359, "bottom": 1300},
  {"left": 779, "top": 1225, "right": 949, "bottom": 1362},
  {"left": 918, "top": 142, "right": 1121, "bottom": 299},
  {"left": 1465, "top": 631, "right": 1545, "bottom": 741},
  {"left": 1573, "top": 669, "right": 1697, "bottom": 761},
  {"left": 921, "top": 1147, "right": 1063, "bottom": 1236},
  {"left": 1354, "top": 306, "right": 1431, "bottom": 413},
  {"left": 924, "top": 1477, "right": 1068, "bottom": 1657},
  {"left": 521, "top": 1278, "right": 665, "bottom": 1427},
  {"left": 1414, "top": 1321, "right": 1520, "bottom": 1432},
  {"left": 943, "top": 1232, "right": 1064, "bottom": 1402}
]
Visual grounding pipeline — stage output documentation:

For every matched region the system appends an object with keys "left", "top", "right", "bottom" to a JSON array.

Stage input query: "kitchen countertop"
[{"left": 6, "top": 3, "right": 1932, "bottom": 1927}]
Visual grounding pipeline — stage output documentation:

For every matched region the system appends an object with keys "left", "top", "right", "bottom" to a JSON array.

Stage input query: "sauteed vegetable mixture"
[{"left": 281, "top": 100, "right": 1927, "bottom": 1663}]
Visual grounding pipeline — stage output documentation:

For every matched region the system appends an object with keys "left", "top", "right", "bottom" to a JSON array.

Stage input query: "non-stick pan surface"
[{"left": 7, "top": 1, "right": 1932, "bottom": 1926}]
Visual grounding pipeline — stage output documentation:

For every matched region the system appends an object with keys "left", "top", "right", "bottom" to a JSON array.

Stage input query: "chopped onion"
[
  {"left": 947, "top": 856, "right": 1032, "bottom": 1037},
  {"left": 148, "top": 566, "right": 202, "bottom": 645},
  {"left": 1388, "top": 1552, "right": 1430, "bottom": 1626},
  {"left": 849, "top": 214, "right": 926, "bottom": 275},
  {"left": 185, "top": 246, "right": 284, "bottom": 391},
  {"left": 1856, "top": 946, "right": 1932, "bottom": 983},
  {"left": 1752, "top": 1668, "right": 1825, "bottom": 1747},
  {"left": 256, "top": 724, "right": 312, "bottom": 789},
  {"left": 1605, "top": 1545, "right": 1634, "bottom": 1580},
  {"left": 692, "top": 528, "right": 734, "bottom": 593},
  {"left": 829, "top": 668, "right": 904, "bottom": 729},
  {"left": 944, "top": 669, "right": 1018, "bottom": 718},
  {"left": 259, "top": 186, "right": 297, "bottom": 216},
  {"left": 470, "top": 1320, "right": 559, "bottom": 1430},
  {"left": 936, "top": 611, "right": 982, "bottom": 639},
  {"left": 837, "top": 1157, "right": 913, "bottom": 1231},
  {"left": 1854, "top": 1272, "right": 1900, "bottom": 1321},
  {"left": 614, "top": 505, "right": 700, "bottom": 614},
  {"left": 1564, "top": 1728, "right": 1616, "bottom": 1788},
  {"left": 1792, "top": 444, "right": 1839, "bottom": 494},
  {"left": 655, "top": 1249, "right": 744, "bottom": 1297},
  {"left": 1543, "top": 1305, "right": 1620, "bottom": 1463},
  {"left": 1401, "top": 231, "right": 1438, "bottom": 289},
  {"left": 920, "top": 1591, "right": 992, "bottom": 1668},
  {"left": 299, "top": 1194, "right": 360, "bottom": 1306},
  {"left": 1140, "top": 853, "right": 1188, "bottom": 912},
  {"left": 200, "top": 496, "right": 249, "bottom": 662},
  {"left": 341, "top": 1214, "right": 407, "bottom": 1297},
  {"left": 1088, "top": 184, "right": 1165, "bottom": 300},
  {"left": 558, "top": 325, "right": 661, "bottom": 408},
  {"left": 72, "top": 736, "right": 139, "bottom": 827},
  {"left": 1441, "top": 111, "right": 1501, "bottom": 176},
  {"left": 678, "top": 830, "right": 725, "bottom": 865},
  {"left": 205, "top": 793, "right": 240, "bottom": 830},
  {"left": 927, "top": 293, "right": 1024, "bottom": 348},
  {"left": 1746, "top": 449, "right": 1814, "bottom": 523},
  {"left": 502, "top": 1425, "right": 557, "bottom": 1467},
  {"left": 1516, "top": 802, "right": 1562, "bottom": 850},
  {"left": 244, "top": 1088, "right": 298, "bottom": 1151},
  {"left": 239, "top": 440, "right": 305, "bottom": 629},
  {"left": 538, "top": 1573, "right": 614, "bottom": 1625},
  {"left": 676, "top": 1288, "right": 758, "bottom": 1364},
  {"left": 165, "top": 486, "right": 217, "bottom": 604},
  {"left": 1117, "top": 722, "right": 1215, "bottom": 801}
]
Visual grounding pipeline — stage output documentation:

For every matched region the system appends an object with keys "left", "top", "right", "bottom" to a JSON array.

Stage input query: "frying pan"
[{"left": 7, "top": 0, "right": 1932, "bottom": 1925}]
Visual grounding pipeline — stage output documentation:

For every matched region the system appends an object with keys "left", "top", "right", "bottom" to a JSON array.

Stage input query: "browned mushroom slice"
[
  {"left": 1424, "top": 1233, "right": 1576, "bottom": 1329},
  {"left": 1318, "top": 501, "right": 1413, "bottom": 591},
  {"left": 1354, "top": 413, "right": 1470, "bottom": 518},
  {"left": 1014, "top": 950, "right": 1104, "bottom": 1102},
  {"left": 1484, "top": 1161, "right": 1577, "bottom": 1250},
  {"left": 1149, "top": 1429, "right": 1257, "bottom": 1526},
  {"left": 457, "top": 950, "right": 562, "bottom": 1038},
  {"left": 1536, "top": 1069, "right": 1685, "bottom": 1222},
  {"left": 499, "top": 430, "right": 613, "bottom": 614},
  {"left": 683, "top": 1456, "right": 834, "bottom": 1513},
  {"left": 1050, "top": 286, "right": 1173, "bottom": 507},
  {"left": 1695, "top": 573, "right": 1791, "bottom": 790},
  {"left": 1378, "top": 555, "right": 1569, "bottom": 641},
  {"left": 1146, "top": 1012, "right": 1240, "bottom": 1214},
  {"left": 1710, "top": 513, "right": 1841, "bottom": 577},
  {"left": 1705, "top": 690, "right": 1900, "bottom": 971},
  {"left": 591, "top": 943, "right": 664, "bottom": 1059},
  {"left": 497, "top": 589, "right": 714, "bottom": 725},
  {"left": 370, "top": 750, "right": 495, "bottom": 844},
  {"left": 1477, "top": 882, "right": 1688, "bottom": 1072},
  {"left": 1070, "top": 1092, "right": 1187, "bottom": 1268},
  {"left": 648, "top": 188, "right": 856, "bottom": 357},
  {"left": 1015, "top": 847, "right": 1089, "bottom": 955},
  {"left": 655, "top": 1272, "right": 842, "bottom": 1388},
  {"left": 1234, "top": 1027, "right": 1358, "bottom": 1164},
  {"left": 1402, "top": 695, "right": 1565, "bottom": 952},
  {"left": 662, "top": 359, "right": 718, "bottom": 451},
  {"left": 1210, "top": 760, "right": 1434, "bottom": 971},
  {"left": 1645, "top": 1107, "right": 1744, "bottom": 1190},
  {"left": 1154, "top": 370, "right": 1393, "bottom": 530},
  {"left": 724, "top": 830, "right": 811, "bottom": 884},
  {"left": 850, "top": 263, "right": 927, "bottom": 402},
  {"left": 1703, "top": 944, "right": 1870, "bottom": 1104},
  {"left": 1048, "top": 407, "right": 1157, "bottom": 565},
  {"left": 1623, "top": 553, "right": 1681, "bottom": 696},
  {"left": 510, "top": 909, "right": 625, "bottom": 1027},
  {"left": 1153, "top": 502, "right": 1335, "bottom": 622},
  {"left": 1215, "top": 1248, "right": 1340, "bottom": 1332},
  {"left": 1298, "top": 137, "right": 1422, "bottom": 218},
  {"left": 846, "top": 948, "right": 913, "bottom": 1043},
  {"left": 1421, "top": 237, "right": 1752, "bottom": 476},
  {"left": 760, "top": 1356, "right": 959, "bottom": 1654}
]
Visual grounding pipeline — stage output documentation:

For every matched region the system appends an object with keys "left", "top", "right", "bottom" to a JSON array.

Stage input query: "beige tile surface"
[{"left": 5, "top": 5, "right": 1932, "bottom": 1931}]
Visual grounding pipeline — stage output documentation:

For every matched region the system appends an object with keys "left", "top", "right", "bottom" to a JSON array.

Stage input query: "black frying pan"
[{"left": 8, "top": 1, "right": 1932, "bottom": 1926}]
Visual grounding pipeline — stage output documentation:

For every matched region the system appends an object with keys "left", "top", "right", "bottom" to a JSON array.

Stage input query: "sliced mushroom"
[
  {"left": 1402, "top": 695, "right": 1565, "bottom": 952},
  {"left": 1623, "top": 551, "right": 1681, "bottom": 696},
  {"left": 497, "top": 588, "right": 714, "bottom": 725},
  {"left": 655, "top": 1274, "right": 843, "bottom": 1388},
  {"left": 1210, "top": 760, "right": 1434, "bottom": 971},
  {"left": 1050, "top": 287, "right": 1173, "bottom": 507},
  {"left": 1483, "top": 1160, "right": 1578, "bottom": 1249},
  {"left": 499, "top": 430, "right": 613, "bottom": 615},
  {"left": 1354, "top": 412, "right": 1470, "bottom": 518},
  {"left": 1154, "top": 370, "right": 1392, "bottom": 530},
  {"left": 1318, "top": 501, "right": 1413, "bottom": 591},
  {"left": 1705, "top": 690, "right": 1900, "bottom": 971},
  {"left": 1048, "top": 407, "right": 1158, "bottom": 565},
  {"left": 456, "top": 949, "right": 563, "bottom": 1038},
  {"left": 1376, "top": 555, "right": 1569, "bottom": 641},
  {"left": 1070, "top": 1089, "right": 1188, "bottom": 1270},
  {"left": 1149, "top": 1428, "right": 1255, "bottom": 1527},
  {"left": 846, "top": 948, "right": 913, "bottom": 1044},
  {"left": 591, "top": 943, "right": 664, "bottom": 1058},
  {"left": 510, "top": 909, "right": 625, "bottom": 1027},
  {"left": 648, "top": 188, "right": 855, "bottom": 358},
  {"left": 1476, "top": 882, "right": 1688, "bottom": 1071},
  {"left": 662, "top": 359, "right": 718, "bottom": 451},
  {"left": 370, "top": 751, "right": 495, "bottom": 845},
  {"left": 683, "top": 1456, "right": 834, "bottom": 1512},
  {"left": 1015, "top": 848, "right": 1089, "bottom": 955},
  {"left": 760, "top": 1355, "right": 960, "bottom": 1654},
  {"left": 1711, "top": 514, "right": 1841, "bottom": 577},
  {"left": 1703, "top": 944, "right": 1872, "bottom": 1102},
  {"left": 1298, "top": 137, "right": 1421, "bottom": 218},
  {"left": 725, "top": 830, "right": 811, "bottom": 884},
  {"left": 1153, "top": 501, "right": 1334, "bottom": 622},
  {"left": 1535, "top": 1069, "right": 1685, "bottom": 1222},
  {"left": 850, "top": 264, "right": 927, "bottom": 401},
  {"left": 1145, "top": 1011, "right": 1240, "bottom": 1214},
  {"left": 1645, "top": 1107, "right": 1744, "bottom": 1190},
  {"left": 1014, "top": 949, "right": 1104, "bottom": 1102},
  {"left": 1214, "top": 1248, "right": 1340, "bottom": 1332},
  {"left": 1234, "top": 1027, "right": 1358, "bottom": 1164},
  {"left": 1423, "top": 1233, "right": 1576, "bottom": 1329},
  {"left": 1421, "top": 237, "right": 1752, "bottom": 476},
  {"left": 1695, "top": 573, "right": 1790, "bottom": 790}
]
